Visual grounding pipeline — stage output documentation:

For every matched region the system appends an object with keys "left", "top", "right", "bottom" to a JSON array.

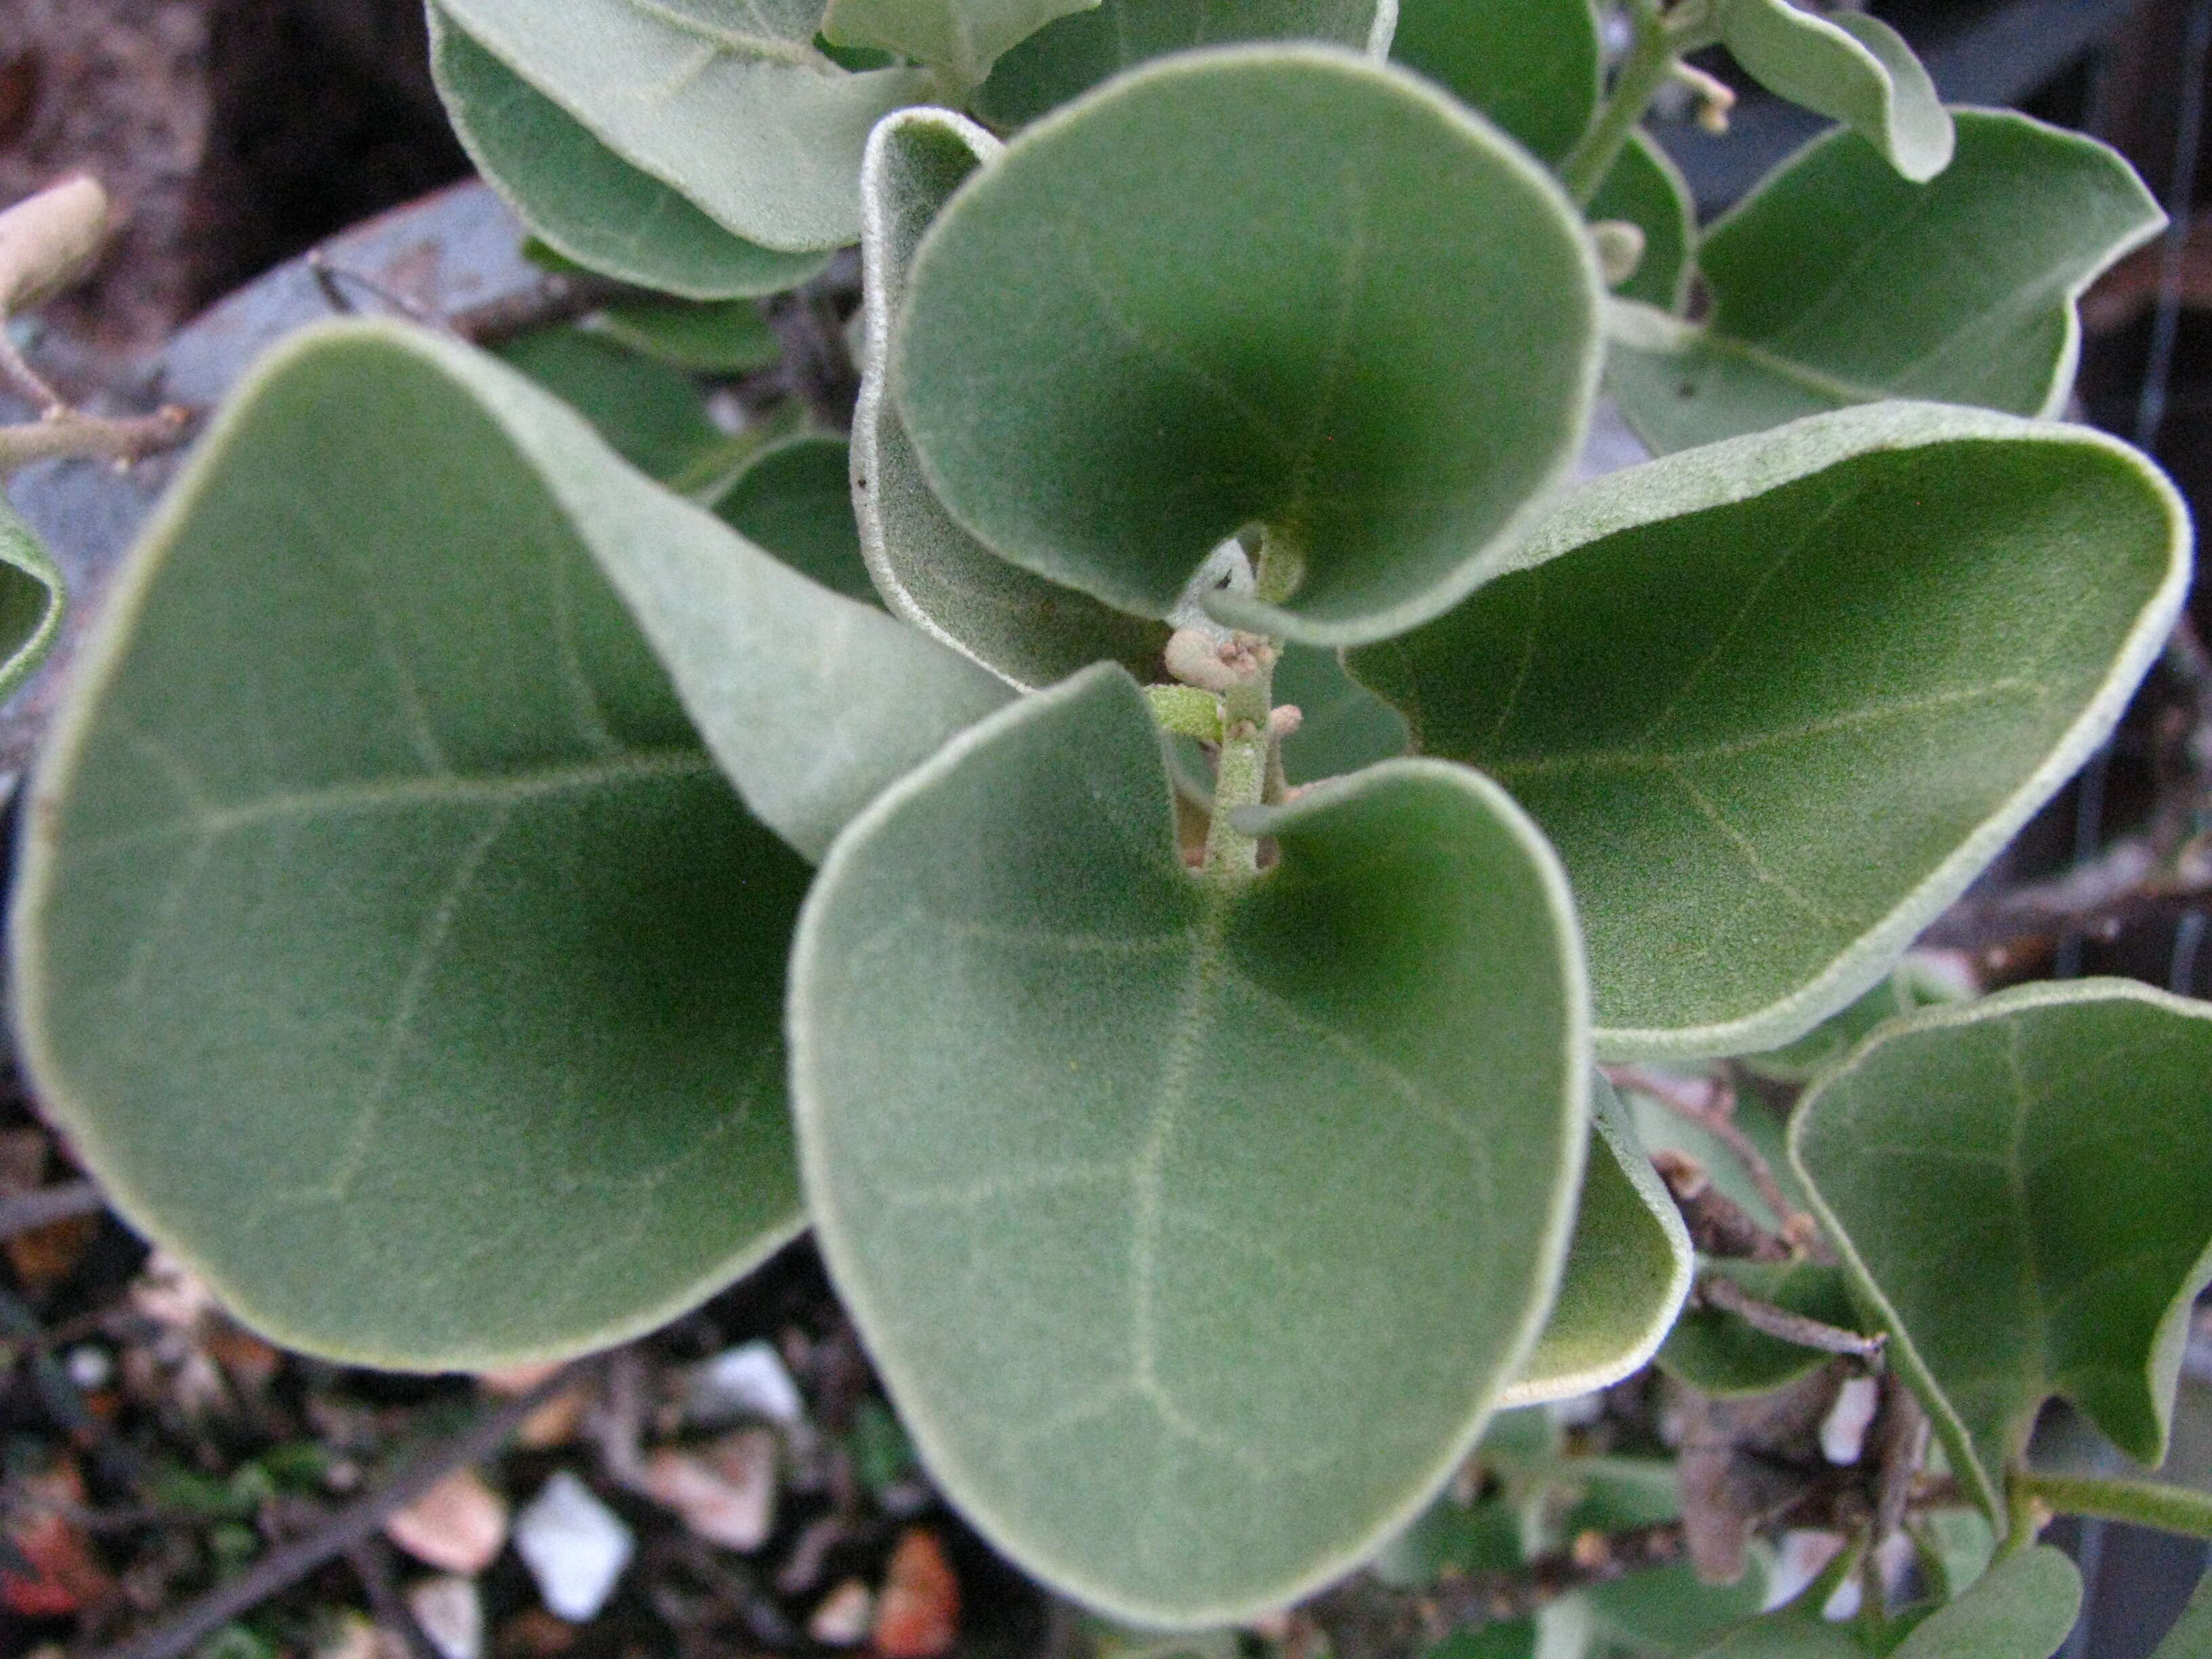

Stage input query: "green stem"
[
  {"left": 1203, "top": 653, "right": 1276, "bottom": 883},
  {"left": 1558, "top": 0, "right": 1715, "bottom": 206},
  {"left": 2013, "top": 1471, "right": 2212, "bottom": 1538}
]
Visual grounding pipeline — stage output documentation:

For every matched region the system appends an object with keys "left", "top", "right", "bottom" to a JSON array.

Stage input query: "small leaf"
[
  {"left": 855, "top": 107, "right": 1168, "bottom": 689},
  {"left": 1689, "top": 1610, "right": 1863, "bottom": 1658},
  {"left": 1718, "top": 0, "right": 1951, "bottom": 182},
  {"left": 1349, "top": 402, "right": 2189, "bottom": 1057},
  {"left": 1738, "top": 954, "right": 1971, "bottom": 1085},
  {"left": 494, "top": 327, "right": 722, "bottom": 483},
  {"left": 976, "top": 0, "right": 1394, "bottom": 128},
  {"left": 897, "top": 47, "right": 1601, "bottom": 647},
  {"left": 1791, "top": 981, "right": 2212, "bottom": 1519},
  {"left": 1555, "top": 1460, "right": 1772, "bottom": 1654},
  {"left": 1887, "top": 1545, "right": 2079, "bottom": 1659},
  {"left": 792, "top": 664, "right": 1589, "bottom": 1622},
  {"left": 1658, "top": 1258, "right": 1866, "bottom": 1398},
  {"left": 434, "top": 0, "right": 933, "bottom": 252},
  {"left": 1271, "top": 642, "right": 1407, "bottom": 783},
  {"left": 1610, "top": 111, "right": 2164, "bottom": 453},
  {"left": 1588, "top": 129, "right": 1695, "bottom": 314},
  {"left": 1502, "top": 1077, "right": 1692, "bottom": 1407},
  {"left": 823, "top": 0, "right": 1099, "bottom": 85},
  {"left": 428, "top": 9, "right": 829, "bottom": 298},
  {"left": 0, "top": 495, "right": 65, "bottom": 704},
  {"left": 588, "top": 300, "right": 781, "bottom": 374},
  {"left": 10, "top": 320, "right": 831, "bottom": 1366},
  {"left": 1389, "top": 0, "right": 1598, "bottom": 164},
  {"left": 713, "top": 433, "right": 880, "bottom": 607}
]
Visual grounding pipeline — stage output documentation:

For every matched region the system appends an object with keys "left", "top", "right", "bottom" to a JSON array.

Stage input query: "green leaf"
[
  {"left": 897, "top": 47, "right": 1601, "bottom": 647},
  {"left": 823, "top": 0, "right": 1099, "bottom": 85},
  {"left": 6, "top": 320, "right": 837, "bottom": 1367},
  {"left": 1388, "top": 0, "right": 1597, "bottom": 164},
  {"left": 1372, "top": 1488, "right": 1523, "bottom": 1587},
  {"left": 434, "top": 0, "right": 933, "bottom": 252},
  {"left": 1738, "top": 954, "right": 1972, "bottom": 1084},
  {"left": 428, "top": 9, "right": 829, "bottom": 298},
  {"left": 713, "top": 432, "right": 880, "bottom": 606},
  {"left": 493, "top": 326, "right": 722, "bottom": 483},
  {"left": 1272, "top": 642, "right": 1407, "bottom": 783},
  {"left": 855, "top": 107, "right": 1168, "bottom": 689},
  {"left": 1588, "top": 129, "right": 1695, "bottom": 314},
  {"left": 792, "top": 663, "right": 1589, "bottom": 1622},
  {"left": 976, "top": 0, "right": 1395, "bottom": 128},
  {"left": 0, "top": 494, "right": 66, "bottom": 704},
  {"left": 1717, "top": 0, "right": 1951, "bottom": 183},
  {"left": 1348, "top": 402, "right": 2190, "bottom": 1058},
  {"left": 1502, "top": 1077, "right": 1692, "bottom": 1407},
  {"left": 2151, "top": 1566, "right": 2212, "bottom": 1659},
  {"left": 1887, "top": 1545, "right": 2079, "bottom": 1659},
  {"left": 1790, "top": 980, "right": 2212, "bottom": 1519},
  {"left": 587, "top": 300, "right": 781, "bottom": 373},
  {"left": 1609, "top": 112, "right": 2164, "bottom": 453},
  {"left": 1658, "top": 1258, "right": 1866, "bottom": 1398},
  {"left": 1689, "top": 1611, "right": 1863, "bottom": 1658},
  {"left": 1556, "top": 1460, "right": 1772, "bottom": 1654}
]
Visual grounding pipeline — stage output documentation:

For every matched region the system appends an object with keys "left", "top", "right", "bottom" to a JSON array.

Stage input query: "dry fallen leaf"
[
  {"left": 1, "top": 1462, "right": 112, "bottom": 1616},
  {"left": 873, "top": 1528, "right": 958, "bottom": 1659},
  {"left": 638, "top": 1427, "right": 777, "bottom": 1551},
  {"left": 386, "top": 1467, "right": 510, "bottom": 1576}
]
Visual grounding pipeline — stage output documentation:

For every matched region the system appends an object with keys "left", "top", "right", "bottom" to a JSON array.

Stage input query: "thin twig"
[
  {"left": 1696, "top": 1273, "right": 1883, "bottom": 1359},
  {"left": 1605, "top": 1065, "right": 1817, "bottom": 1252},
  {"left": 447, "top": 271, "right": 666, "bottom": 348},
  {"left": 0, "top": 407, "right": 194, "bottom": 475},
  {"left": 1917, "top": 838, "right": 2212, "bottom": 954},
  {"left": 0, "top": 1178, "right": 102, "bottom": 1241},
  {"left": 88, "top": 1357, "right": 598, "bottom": 1659},
  {"left": 1651, "top": 1150, "right": 1792, "bottom": 1261},
  {"left": 346, "top": 1536, "right": 443, "bottom": 1659}
]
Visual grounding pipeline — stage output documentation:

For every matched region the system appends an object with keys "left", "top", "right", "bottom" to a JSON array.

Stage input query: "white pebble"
[
  {"left": 688, "top": 1340, "right": 804, "bottom": 1427},
  {"left": 406, "top": 1576, "right": 483, "bottom": 1659},
  {"left": 514, "top": 1470, "right": 633, "bottom": 1622}
]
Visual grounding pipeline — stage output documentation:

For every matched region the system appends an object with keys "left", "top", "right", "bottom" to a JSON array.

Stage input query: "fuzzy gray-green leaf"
[
  {"left": 715, "top": 433, "right": 879, "bottom": 605},
  {"left": 1502, "top": 1076, "right": 1692, "bottom": 1406},
  {"left": 1610, "top": 111, "right": 2163, "bottom": 453},
  {"left": 792, "top": 664, "right": 1587, "bottom": 1622},
  {"left": 897, "top": 47, "right": 1601, "bottom": 647},
  {"left": 1589, "top": 130, "right": 1694, "bottom": 313},
  {"left": 1718, "top": 0, "right": 1952, "bottom": 182},
  {"left": 1349, "top": 402, "right": 2190, "bottom": 1058},
  {"left": 976, "top": 0, "right": 1395, "bottom": 127},
  {"left": 428, "top": 9, "right": 828, "bottom": 298},
  {"left": 1388, "top": 0, "right": 1597, "bottom": 163},
  {"left": 1889, "top": 1545, "right": 2081, "bottom": 1659},
  {"left": 856, "top": 107, "right": 1168, "bottom": 689},
  {"left": 434, "top": 0, "right": 931, "bottom": 251},
  {"left": 7, "top": 321, "right": 838, "bottom": 1368},
  {"left": 1792, "top": 981, "right": 2212, "bottom": 1519},
  {"left": 823, "top": 0, "right": 1099, "bottom": 85}
]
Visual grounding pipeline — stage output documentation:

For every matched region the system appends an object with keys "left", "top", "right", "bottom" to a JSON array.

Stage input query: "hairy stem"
[
  {"left": 1559, "top": 0, "right": 1715, "bottom": 205},
  {"left": 2013, "top": 1471, "right": 2212, "bottom": 1538}
]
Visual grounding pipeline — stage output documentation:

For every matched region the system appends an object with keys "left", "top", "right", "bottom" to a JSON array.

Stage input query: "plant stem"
[
  {"left": 1204, "top": 706, "right": 1272, "bottom": 882},
  {"left": 1559, "top": 0, "right": 1715, "bottom": 205},
  {"left": 0, "top": 406, "right": 193, "bottom": 476},
  {"left": 2013, "top": 1471, "right": 2212, "bottom": 1538}
]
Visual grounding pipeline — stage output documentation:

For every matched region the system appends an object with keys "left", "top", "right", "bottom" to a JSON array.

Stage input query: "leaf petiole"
[
  {"left": 2011, "top": 1471, "right": 2212, "bottom": 1539},
  {"left": 1559, "top": 0, "right": 1718, "bottom": 205}
]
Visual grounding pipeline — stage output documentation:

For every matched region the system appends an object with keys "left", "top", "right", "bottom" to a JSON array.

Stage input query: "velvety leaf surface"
[
  {"left": 1610, "top": 112, "right": 2164, "bottom": 453},
  {"left": 493, "top": 327, "right": 722, "bottom": 483},
  {"left": 434, "top": 0, "right": 932, "bottom": 251},
  {"left": 1690, "top": 1610, "right": 1864, "bottom": 1658},
  {"left": 792, "top": 665, "right": 1587, "bottom": 1622},
  {"left": 2150, "top": 1566, "right": 2212, "bottom": 1659},
  {"left": 823, "top": 0, "right": 1097, "bottom": 84},
  {"left": 1271, "top": 642, "right": 1406, "bottom": 782},
  {"left": 588, "top": 299, "right": 781, "bottom": 373},
  {"left": 1658, "top": 1258, "right": 1865, "bottom": 1397},
  {"left": 1349, "top": 403, "right": 2190, "bottom": 1057},
  {"left": 428, "top": 9, "right": 829, "bottom": 297},
  {"left": 855, "top": 107, "right": 1167, "bottom": 689},
  {"left": 1888, "top": 1545, "right": 2080, "bottom": 1659},
  {"left": 1388, "top": 0, "right": 1597, "bottom": 163},
  {"left": 1739, "top": 954, "right": 1971, "bottom": 1084},
  {"left": 1589, "top": 129, "right": 1695, "bottom": 313},
  {"left": 7, "top": 321, "right": 828, "bottom": 1367},
  {"left": 975, "top": 0, "right": 1393, "bottom": 127},
  {"left": 1501, "top": 1077, "right": 1692, "bottom": 1406},
  {"left": 0, "top": 493, "right": 65, "bottom": 705},
  {"left": 1791, "top": 981, "right": 2212, "bottom": 1518},
  {"left": 714, "top": 432, "right": 880, "bottom": 605},
  {"left": 1717, "top": 0, "right": 1951, "bottom": 182},
  {"left": 897, "top": 47, "right": 1600, "bottom": 647}
]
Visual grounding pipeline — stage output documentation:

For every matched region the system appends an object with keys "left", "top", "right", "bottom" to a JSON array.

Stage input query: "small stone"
[
  {"left": 809, "top": 1579, "right": 875, "bottom": 1645},
  {"left": 640, "top": 1428, "right": 777, "bottom": 1551},
  {"left": 62, "top": 1345, "right": 111, "bottom": 1391},
  {"left": 686, "top": 1340, "right": 804, "bottom": 1427},
  {"left": 407, "top": 1575, "right": 483, "bottom": 1659},
  {"left": 385, "top": 1467, "right": 509, "bottom": 1576},
  {"left": 872, "top": 1528, "right": 959, "bottom": 1659},
  {"left": 514, "top": 1471, "right": 632, "bottom": 1622}
]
